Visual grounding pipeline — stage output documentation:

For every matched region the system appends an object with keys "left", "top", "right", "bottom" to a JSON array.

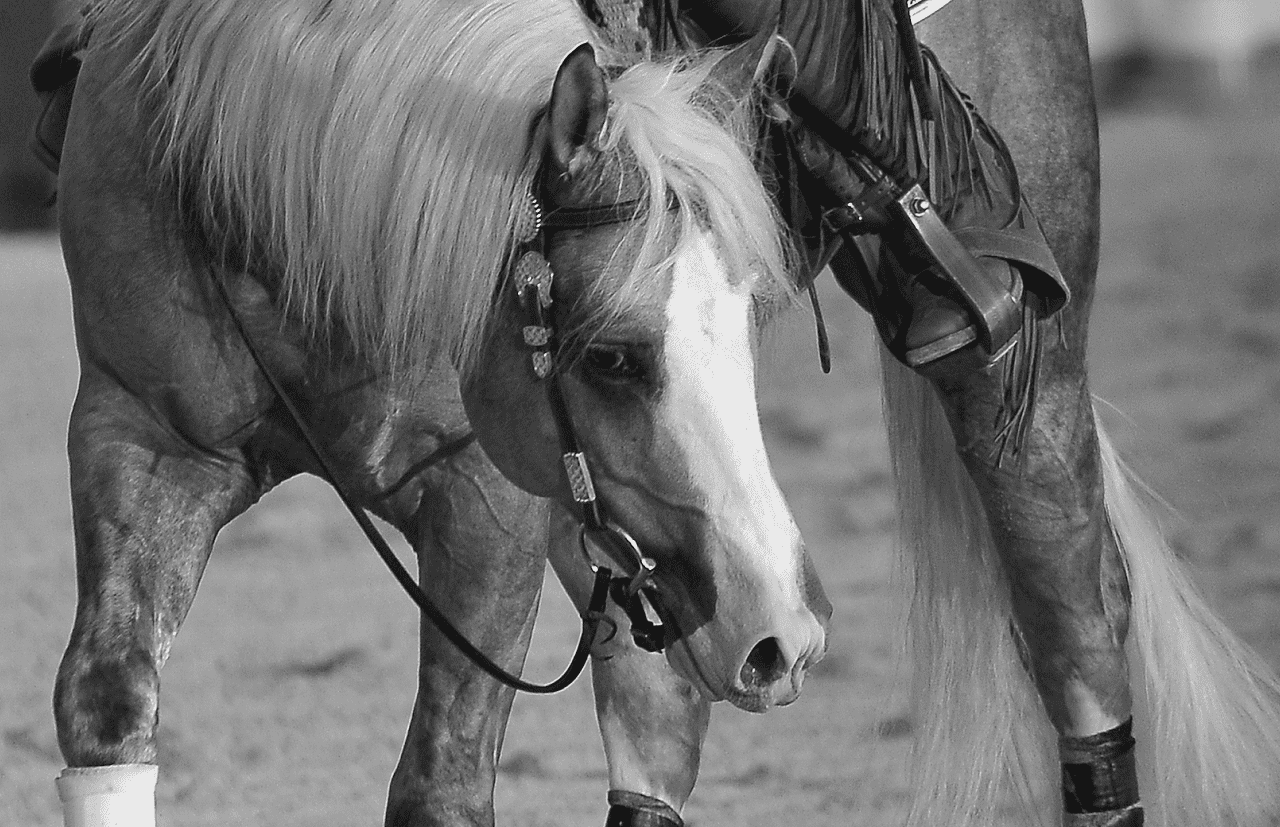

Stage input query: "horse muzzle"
[{"left": 660, "top": 547, "right": 831, "bottom": 712}]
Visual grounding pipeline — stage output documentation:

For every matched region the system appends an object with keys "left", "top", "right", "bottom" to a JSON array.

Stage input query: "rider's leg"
[{"left": 687, "top": 0, "right": 1062, "bottom": 373}]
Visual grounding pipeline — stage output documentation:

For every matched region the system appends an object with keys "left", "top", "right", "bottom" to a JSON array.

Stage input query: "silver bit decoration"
[{"left": 562, "top": 452, "right": 597, "bottom": 503}]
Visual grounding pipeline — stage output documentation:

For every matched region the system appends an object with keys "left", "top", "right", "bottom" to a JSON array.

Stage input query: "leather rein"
[{"left": 210, "top": 188, "right": 668, "bottom": 695}]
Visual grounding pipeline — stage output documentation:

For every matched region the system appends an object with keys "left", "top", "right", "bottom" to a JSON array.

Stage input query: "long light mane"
[{"left": 89, "top": 0, "right": 791, "bottom": 380}]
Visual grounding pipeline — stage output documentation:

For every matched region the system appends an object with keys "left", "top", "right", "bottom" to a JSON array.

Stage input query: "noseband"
[{"left": 511, "top": 187, "right": 675, "bottom": 654}]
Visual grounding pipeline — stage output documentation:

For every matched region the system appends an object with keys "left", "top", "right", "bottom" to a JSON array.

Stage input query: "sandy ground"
[{"left": 3, "top": 67, "right": 1280, "bottom": 826}]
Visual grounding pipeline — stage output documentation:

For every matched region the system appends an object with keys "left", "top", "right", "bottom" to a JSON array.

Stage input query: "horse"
[
  {"left": 545, "top": 0, "right": 1280, "bottom": 825},
  {"left": 48, "top": 0, "right": 832, "bottom": 824}
]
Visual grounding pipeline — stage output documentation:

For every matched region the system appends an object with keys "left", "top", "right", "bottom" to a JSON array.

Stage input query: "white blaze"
[{"left": 660, "top": 231, "right": 802, "bottom": 593}]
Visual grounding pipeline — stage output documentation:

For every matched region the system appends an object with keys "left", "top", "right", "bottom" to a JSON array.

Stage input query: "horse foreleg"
[
  {"left": 548, "top": 506, "right": 709, "bottom": 827},
  {"left": 54, "top": 366, "right": 259, "bottom": 826},
  {"left": 932, "top": 354, "right": 1139, "bottom": 823},
  {"left": 384, "top": 445, "right": 548, "bottom": 827}
]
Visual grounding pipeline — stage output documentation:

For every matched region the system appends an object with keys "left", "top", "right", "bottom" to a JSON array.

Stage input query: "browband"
[{"left": 542, "top": 190, "right": 679, "bottom": 231}]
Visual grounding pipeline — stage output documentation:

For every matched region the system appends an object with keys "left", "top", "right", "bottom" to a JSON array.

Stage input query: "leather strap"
[{"left": 543, "top": 191, "right": 677, "bottom": 231}]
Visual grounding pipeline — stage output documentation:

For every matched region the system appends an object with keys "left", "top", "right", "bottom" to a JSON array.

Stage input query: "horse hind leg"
[
  {"left": 935, "top": 363, "right": 1142, "bottom": 821},
  {"left": 54, "top": 365, "right": 260, "bottom": 826},
  {"left": 879, "top": 342, "right": 1144, "bottom": 826}
]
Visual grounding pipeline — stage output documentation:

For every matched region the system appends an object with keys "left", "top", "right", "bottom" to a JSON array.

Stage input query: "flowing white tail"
[{"left": 879, "top": 351, "right": 1280, "bottom": 827}]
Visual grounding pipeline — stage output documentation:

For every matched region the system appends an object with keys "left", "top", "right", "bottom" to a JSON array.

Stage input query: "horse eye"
[{"left": 581, "top": 345, "right": 647, "bottom": 382}]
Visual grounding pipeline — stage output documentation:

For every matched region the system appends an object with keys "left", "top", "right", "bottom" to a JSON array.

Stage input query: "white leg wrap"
[{"left": 57, "top": 764, "right": 157, "bottom": 827}]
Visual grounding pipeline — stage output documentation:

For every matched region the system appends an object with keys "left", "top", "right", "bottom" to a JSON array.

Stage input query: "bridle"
[
  {"left": 511, "top": 186, "right": 674, "bottom": 655},
  {"left": 211, "top": 183, "right": 671, "bottom": 695}
]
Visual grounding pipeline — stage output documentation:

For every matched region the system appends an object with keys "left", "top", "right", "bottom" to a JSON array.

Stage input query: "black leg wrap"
[
  {"left": 605, "top": 790, "right": 683, "bottom": 827},
  {"left": 1061, "top": 718, "right": 1142, "bottom": 820}
]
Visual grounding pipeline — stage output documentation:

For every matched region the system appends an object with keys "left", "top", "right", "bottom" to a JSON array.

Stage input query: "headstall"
[
  {"left": 208, "top": 186, "right": 682, "bottom": 693},
  {"left": 510, "top": 187, "right": 672, "bottom": 653},
  {"left": 212, "top": 183, "right": 678, "bottom": 694}
]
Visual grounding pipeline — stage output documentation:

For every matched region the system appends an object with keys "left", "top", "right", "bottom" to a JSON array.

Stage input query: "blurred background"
[{"left": 2, "top": 1, "right": 1280, "bottom": 826}]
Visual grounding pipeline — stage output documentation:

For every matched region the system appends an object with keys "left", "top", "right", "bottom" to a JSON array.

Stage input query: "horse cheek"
[{"left": 460, "top": 333, "right": 564, "bottom": 499}]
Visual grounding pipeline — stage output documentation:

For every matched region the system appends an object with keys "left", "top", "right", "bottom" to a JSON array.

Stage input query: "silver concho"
[
  {"left": 513, "top": 189, "right": 544, "bottom": 246},
  {"left": 530, "top": 351, "right": 553, "bottom": 379},
  {"left": 514, "top": 250, "right": 553, "bottom": 309}
]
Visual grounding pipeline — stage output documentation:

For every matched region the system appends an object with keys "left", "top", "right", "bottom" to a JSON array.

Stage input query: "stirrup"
[
  {"left": 833, "top": 228, "right": 1026, "bottom": 379},
  {"left": 892, "top": 183, "right": 1024, "bottom": 361}
]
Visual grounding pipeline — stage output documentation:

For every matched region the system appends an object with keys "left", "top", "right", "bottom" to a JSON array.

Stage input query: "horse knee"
[{"left": 55, "top": 638, "right": 160, "bottom": 766}]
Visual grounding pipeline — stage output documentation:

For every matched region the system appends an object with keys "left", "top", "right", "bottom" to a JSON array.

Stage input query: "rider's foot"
[{"left": 902, "top": 258, "right": 1023, "bottom": 375}]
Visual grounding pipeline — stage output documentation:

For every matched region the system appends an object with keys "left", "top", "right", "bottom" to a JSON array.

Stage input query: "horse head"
[{"left": 463, "top": 42, "right": 830, "bottom": 711}]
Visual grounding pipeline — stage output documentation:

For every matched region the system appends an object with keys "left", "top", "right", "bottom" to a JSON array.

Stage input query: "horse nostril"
[{"left": 740, "top": 637, "right": 787, "bottom": 689}]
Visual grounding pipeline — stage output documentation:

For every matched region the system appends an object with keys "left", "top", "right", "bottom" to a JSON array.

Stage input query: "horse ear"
[{"left": 546, "top": 43, "right": 608, "bottom": 179}]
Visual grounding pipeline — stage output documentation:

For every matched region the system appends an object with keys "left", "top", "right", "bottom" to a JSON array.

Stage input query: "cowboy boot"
[{"left": 685, "top": 0, "right": 1068, "bottom": 375}]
